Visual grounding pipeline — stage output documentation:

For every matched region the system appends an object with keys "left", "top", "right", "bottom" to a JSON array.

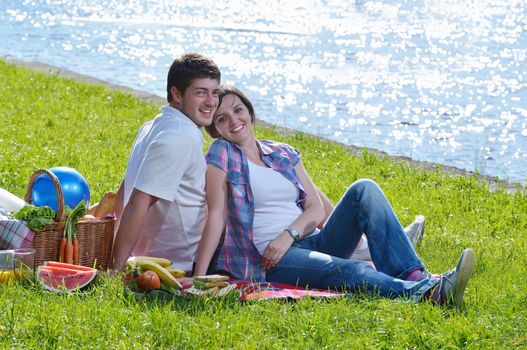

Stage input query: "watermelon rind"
[{"left": 37, "top": 266, "right": 97, "bottom": 293}]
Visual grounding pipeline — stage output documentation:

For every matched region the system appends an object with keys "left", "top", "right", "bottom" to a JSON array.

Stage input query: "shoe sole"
[
  {"left": 409, "top": 216, "right": 426, "bottom": 247},
  {"left": 454, "top": 249, "right": 475, "bottom": 310},
  {"left": 412, "top": 219, "right": 425, "bottom": 247}
]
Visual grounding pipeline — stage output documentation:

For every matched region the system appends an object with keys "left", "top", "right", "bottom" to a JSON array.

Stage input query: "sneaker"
[
  {"left": 405, "top": 215, "right": 426, "bottom": 247},
  {"left": 437, "top": 248, "right": 475, "bottom": 310}
]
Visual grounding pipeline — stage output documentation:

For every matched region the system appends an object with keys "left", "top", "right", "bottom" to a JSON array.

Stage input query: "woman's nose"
[{"left": 227, "top": 115, "right": 239, "bottom": 126}]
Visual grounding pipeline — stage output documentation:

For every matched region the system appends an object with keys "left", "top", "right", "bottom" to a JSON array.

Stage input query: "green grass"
[{"left": 1, "top": 59, "right": 526, "bottom": 349}]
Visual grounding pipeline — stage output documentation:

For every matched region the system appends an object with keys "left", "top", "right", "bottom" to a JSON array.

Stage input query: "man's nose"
[{"left": 205, "top": 92, "right": 218, "bottom": 106}]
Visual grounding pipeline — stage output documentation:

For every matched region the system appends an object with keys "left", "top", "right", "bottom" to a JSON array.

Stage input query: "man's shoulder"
[
  {"left": 155, "top": 115, "right": 197, "bottom": 134},
  {"left": 149, "top": 115, "right": 202, "bottom": 147}
]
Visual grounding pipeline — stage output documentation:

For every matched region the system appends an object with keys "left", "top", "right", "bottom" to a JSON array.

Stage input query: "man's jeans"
[{"left": 266, "top": 179, "right": 436, "bottom": 300}]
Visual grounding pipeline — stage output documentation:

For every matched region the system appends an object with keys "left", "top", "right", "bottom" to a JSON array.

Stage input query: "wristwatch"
[{"left": 285, "top": 227, "right": 301, "bottom": 241}]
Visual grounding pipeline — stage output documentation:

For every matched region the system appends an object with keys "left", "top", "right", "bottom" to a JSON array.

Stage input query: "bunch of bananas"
[{"left": 126, "top": 256, "right": 185, "bottom": 289}]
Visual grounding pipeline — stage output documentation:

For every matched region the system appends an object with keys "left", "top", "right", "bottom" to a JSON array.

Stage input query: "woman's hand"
[{"left": 262, "top": 231, "right": 295, "bottom": 270}]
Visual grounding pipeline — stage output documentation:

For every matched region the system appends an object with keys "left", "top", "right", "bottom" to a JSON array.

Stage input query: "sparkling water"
[{"left": 1, "top": 0, "right": 525, "bottom": 183}]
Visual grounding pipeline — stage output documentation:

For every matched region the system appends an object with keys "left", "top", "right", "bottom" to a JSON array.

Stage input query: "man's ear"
[{"left": 170, "top": 86, "right": 182, "bottom": 105}]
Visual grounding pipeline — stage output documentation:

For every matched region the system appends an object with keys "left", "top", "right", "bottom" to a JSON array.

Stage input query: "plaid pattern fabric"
[
  {"left": 205, "top": 139, "right": 306, "bottom": 282},
  {"left": 0, "top": 219, "right": 34, "bottom": 250},
  {"left": 221, "top": 280, "right": 345, "bottom": 301}
]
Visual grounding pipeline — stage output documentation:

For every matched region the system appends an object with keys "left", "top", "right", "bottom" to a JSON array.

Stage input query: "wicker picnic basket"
[{"left": 24, "top": 169, "right": 114, "bottom": 270}]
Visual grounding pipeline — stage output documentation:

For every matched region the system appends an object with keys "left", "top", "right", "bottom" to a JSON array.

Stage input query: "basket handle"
[{"left": 24, "top": 169, "right": 65, "bottom": 222}]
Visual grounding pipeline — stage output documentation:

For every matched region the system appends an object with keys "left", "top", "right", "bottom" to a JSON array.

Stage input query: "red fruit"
[
  {"left": 135, "top": 270, "right": 160, "bottom": 292},
  {"left": 37, "top": 267, "right": 97, "bottom": 292},
  {"left": 123, "top": 273, "right": 134, "bottom": 286},
  {"left": 123, "top": 268, "right": 139, "bottom": 286}
]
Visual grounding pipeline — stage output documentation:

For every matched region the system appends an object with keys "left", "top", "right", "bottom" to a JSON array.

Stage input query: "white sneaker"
[
  {"left": 351, "top": 216, "right": 425, "bottom": 262},
  {"left": 405, "top": 215, "right": 426, "bottom": 247},
  {"left": 350, "top": 247, "right": 372, "bottom": 261}
]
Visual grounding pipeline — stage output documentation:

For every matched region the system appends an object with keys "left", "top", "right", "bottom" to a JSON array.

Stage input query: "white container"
[{"left": 0, "top": 188, "right": 27, "bottom": 213}]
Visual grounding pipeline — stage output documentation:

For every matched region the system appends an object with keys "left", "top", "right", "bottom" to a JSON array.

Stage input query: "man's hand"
[{"left": 262, "top": 231, "right": 295, "bottom": 270}]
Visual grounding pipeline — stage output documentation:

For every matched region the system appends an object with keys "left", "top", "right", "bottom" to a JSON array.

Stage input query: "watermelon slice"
[
  {"left": 37, "top": 263, "right": 97, "bottom": 292},
  {"left": 44, "top": 261, "right": 95, "bottom": 271}
]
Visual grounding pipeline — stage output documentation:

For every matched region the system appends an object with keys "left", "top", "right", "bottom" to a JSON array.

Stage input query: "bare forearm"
[
  {"left": 194, "top": 213, "right": 224, "bottom": 276},
  {"left": 195, "top": 164, "right": 229, "bottom": 276},
  {"left": 111, "top": 208, "right": 146, "bottom": 271},
  {"left": 289, "top": 205, "right": 325, "bottom": 238},
  {"left": 316, "top": 186, "right": 334, "bottom": 228},
  {"left": 114, "top": 181, "right": 125, "bottom": 233},
  {"left": 111, "top": 190, "right": 154, "bottom": 271}
]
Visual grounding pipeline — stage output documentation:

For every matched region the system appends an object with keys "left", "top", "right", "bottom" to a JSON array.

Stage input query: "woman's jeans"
[{"left": 266, "top": 179, "right": 436, "bottom": 301}]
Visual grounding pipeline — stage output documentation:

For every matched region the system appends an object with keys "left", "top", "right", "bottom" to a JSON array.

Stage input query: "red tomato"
[
  {"left": 135, "top": 270, "right": 160, "bottom": 292},
  {"left": 123, "top": 272, "right": 134, "bottom": 286},
  {"left": 123, "top": 268, "right": 139, "bottom": 286}
]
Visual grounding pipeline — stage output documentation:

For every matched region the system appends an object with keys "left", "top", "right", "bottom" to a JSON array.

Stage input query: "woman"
[{"left": 194, "top": 85, "right": 475, "bottom": 309}]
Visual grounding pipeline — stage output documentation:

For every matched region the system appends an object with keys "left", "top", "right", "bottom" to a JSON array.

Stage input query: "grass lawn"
[{"left": 0, "top": 59, "right": 526, "bottom": 349}]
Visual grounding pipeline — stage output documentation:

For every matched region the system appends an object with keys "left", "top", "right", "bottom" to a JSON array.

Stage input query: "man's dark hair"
[
  {"left": 166, "top": 53, "right": 221, "bottom": 102},
  {"left": 205, "top": 84, "right": 256, "bottom": 139}
]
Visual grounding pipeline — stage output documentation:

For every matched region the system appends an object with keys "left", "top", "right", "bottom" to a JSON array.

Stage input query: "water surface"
[{"left": 1, "top": 0, "right": 525, "bottom": 183}]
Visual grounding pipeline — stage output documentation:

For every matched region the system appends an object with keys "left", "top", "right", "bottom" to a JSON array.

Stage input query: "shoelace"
[{"left": 438, "top": 268, "right": 456, "bottom": 303}]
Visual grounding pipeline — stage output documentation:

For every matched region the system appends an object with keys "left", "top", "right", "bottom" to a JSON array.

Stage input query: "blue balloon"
[{"left": 32, "top": 167, "right": 90, "bottom": 212}]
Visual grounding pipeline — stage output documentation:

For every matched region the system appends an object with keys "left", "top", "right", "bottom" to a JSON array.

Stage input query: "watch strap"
[{"left": 284, "top": 227, "right": 300, "bottom": 241}]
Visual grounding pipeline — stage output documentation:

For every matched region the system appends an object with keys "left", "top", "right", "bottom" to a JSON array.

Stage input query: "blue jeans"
[{"left": 266, "top": 179, "right": 436, "bottom": 301}]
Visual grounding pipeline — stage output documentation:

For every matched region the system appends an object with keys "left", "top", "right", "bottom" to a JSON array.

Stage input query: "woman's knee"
[{"left": 347, "top": 179, "right": 381, "bottom": 198}]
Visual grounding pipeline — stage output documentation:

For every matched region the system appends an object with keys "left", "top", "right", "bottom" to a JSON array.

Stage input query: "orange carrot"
[
  {"left": 58, "top": 237, "right": 67, "bottom": 262},
  {"left": 65, "top": 241, "right": 74, "bottom": 264},
  {"left": 72, "top": 239, "right": 79, "bottom": 265}
]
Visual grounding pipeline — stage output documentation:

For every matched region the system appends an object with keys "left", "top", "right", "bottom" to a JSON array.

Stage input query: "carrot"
[
  {"left": 62, "top": 201, "right": 87, "bottom": 266},
  {"left": 65, "top": 241, "right": 74, "bottom": 264},
  {"left": 72, "top": 239, "right": 79, "bottom": 265},
  {"left": 58, "top": 236, "right": 67, "bottom": 262}
]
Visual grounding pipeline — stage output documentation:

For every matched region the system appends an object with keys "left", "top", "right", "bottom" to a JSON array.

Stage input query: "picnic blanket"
[
  {"left": 127, "top": 279, "right": 346, "bottom": 302},
  {"left": 234, "top": 281, "right": 346, "bottom": 301},
  {"left": 0, "top": 215, "right": 34, "bottom": 250}
]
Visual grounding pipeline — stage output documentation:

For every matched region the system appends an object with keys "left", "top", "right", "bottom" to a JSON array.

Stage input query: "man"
[{"left": 111, "top": 53, "right": 221, "bottom": 272}]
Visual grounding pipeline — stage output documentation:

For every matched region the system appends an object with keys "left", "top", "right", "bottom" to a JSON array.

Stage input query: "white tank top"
[{"left": 248, "top": 160, "right": 302, "bottom": 254}]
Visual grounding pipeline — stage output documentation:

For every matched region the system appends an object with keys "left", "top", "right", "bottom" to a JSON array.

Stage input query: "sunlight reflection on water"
[{"left": 1, "top": 0, "right": 525, "bottom": 183}]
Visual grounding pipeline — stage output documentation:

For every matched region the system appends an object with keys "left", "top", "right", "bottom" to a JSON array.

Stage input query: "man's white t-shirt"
[{"left": 123, "top": 105, "right": 207, "bottom": 272}]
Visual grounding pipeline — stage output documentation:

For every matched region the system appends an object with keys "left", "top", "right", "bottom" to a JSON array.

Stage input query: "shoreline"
[{"left": 6, "top": 57, "right": 523, "bottom": 193}]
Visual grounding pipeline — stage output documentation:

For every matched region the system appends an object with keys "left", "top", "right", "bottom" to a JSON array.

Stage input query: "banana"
[
  {"left": 136, "top": 260, "right": 182, "bottom": 289},
  {"left": 166, "top": 267, "right": 186, "bottom": 278},
  {"left": 0, "top": 270, "right": 15, "bottom": 285},
  {"left": 127, "top": 256, "right": 172, "bottom": 269}
]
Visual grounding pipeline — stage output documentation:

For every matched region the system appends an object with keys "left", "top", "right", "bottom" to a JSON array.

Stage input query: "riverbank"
[
  {"left": 0, "top": 57, "right": 526, "bottom": 349},
  {"left": 6, "top": 57, "right": 523, "bottom": 193}
]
